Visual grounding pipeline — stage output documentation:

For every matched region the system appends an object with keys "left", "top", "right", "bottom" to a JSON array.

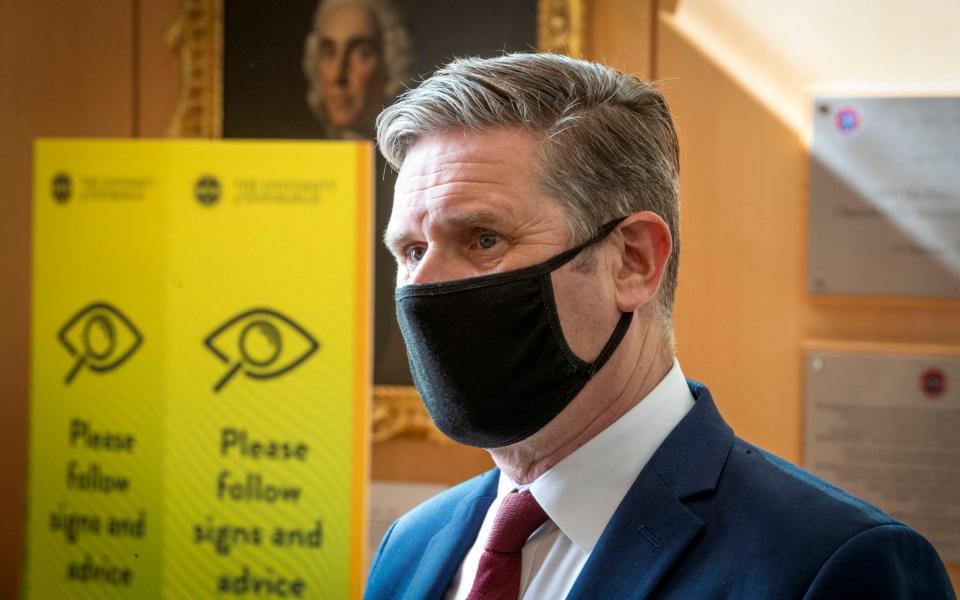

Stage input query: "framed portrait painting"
[{"left": 167, "top": 0, "right": 590, "bottom": 441}]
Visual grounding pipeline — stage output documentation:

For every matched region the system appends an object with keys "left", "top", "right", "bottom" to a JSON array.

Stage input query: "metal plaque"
[
  {"left": 805, "top": 349, "right": 960, "bottom": 561},
  {"left": 809, "top": 97, "right": 960, "bottom": 297}
]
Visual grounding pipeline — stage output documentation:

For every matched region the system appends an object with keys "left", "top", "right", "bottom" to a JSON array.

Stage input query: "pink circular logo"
[{"left": 834, "top": 106, "right": 861, "bottom": 134}]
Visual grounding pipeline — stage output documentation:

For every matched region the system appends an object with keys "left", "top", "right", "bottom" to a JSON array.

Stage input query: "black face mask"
[{"left": 395, "top": 217, "right": 632, "bottom": 448}]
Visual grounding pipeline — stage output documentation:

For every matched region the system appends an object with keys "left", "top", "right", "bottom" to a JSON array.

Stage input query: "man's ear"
[{"left": 612, "top": 211, "right": 672, "bottom": 313}]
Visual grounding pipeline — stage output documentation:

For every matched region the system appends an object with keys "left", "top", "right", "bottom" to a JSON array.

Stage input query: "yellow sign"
[{"left": 27, "top": 140, "right": 371, "bottom": 598}]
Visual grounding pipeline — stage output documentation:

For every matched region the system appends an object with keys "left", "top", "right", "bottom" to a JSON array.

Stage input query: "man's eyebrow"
[
  {"left": 383, "top": 229, "right": 412, "bottom": 252},
  {"left": 346, "top": 37, "right": 382, "bottom": 52},
  {"left": 382, "top": 209, "right": 505, "bottom": 251},
  {"left": 445, "top": 209, "right": 502, "bottom": 229}
]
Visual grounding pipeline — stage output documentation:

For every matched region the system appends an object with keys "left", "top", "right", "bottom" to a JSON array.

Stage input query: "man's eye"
[
  {"left": 406, "top": 246, "right": 426, "bottom": 263},
  {"left": 477, "top": 233, "right": 500, "bottom": 250}
]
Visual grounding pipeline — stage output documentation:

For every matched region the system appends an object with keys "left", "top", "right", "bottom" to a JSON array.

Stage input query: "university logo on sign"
[
  {"left": 52, "top": 172, "right": 72, "bottom": 203},
  {"left": 194, "top": 174, "right": 221, "bottom": 206}
]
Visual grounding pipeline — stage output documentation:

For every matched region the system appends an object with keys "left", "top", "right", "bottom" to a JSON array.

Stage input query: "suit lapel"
[
  {"left": 404, "top": 469, "right": 499, "bottom": 600},
  {"left": 568, "top": 383, "right": 734, "bottom": 600},
  {"left": 566, "top": 466, "right": 704, "bottom": 599}
]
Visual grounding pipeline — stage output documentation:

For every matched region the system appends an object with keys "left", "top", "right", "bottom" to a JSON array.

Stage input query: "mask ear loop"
[
  {"left": 568, "top": 217, "right": 633, "bottom": 376},
  {"left": 547, "top": 216, "right": 633, "bottom": 376},
  {"left": 586, "top": 312, "right": 633, "bottom": 377},
  {"left": 534, "top": 216, "right": 629, "bottom": 275}
]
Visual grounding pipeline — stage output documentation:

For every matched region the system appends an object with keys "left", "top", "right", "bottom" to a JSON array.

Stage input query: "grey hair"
[
  {"left": 377, "top": 53, "right": 681, "bottom": 335},
  {"left": 302, "top": 0, "right": 413, "bottom": 130}
]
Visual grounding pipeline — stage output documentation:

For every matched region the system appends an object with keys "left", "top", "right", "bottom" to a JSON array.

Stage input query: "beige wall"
[{"left": 590, "top": 0, "right": 959, "bottom": 589}]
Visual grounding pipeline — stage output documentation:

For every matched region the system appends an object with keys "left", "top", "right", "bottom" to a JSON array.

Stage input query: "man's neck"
[{"left": 488, "top": 331, "right": 673, "bottom": 485}]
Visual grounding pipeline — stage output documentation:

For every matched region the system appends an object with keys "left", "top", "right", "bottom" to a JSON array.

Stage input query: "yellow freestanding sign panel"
[{"left": 27, "top": 140, "right": 371, "bottom": 599}]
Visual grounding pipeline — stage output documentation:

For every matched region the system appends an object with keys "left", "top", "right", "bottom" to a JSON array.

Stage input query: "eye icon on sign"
[
  {"left": 204, "top": 308, "right": 319, "bottom": 392},
  {"left": 58, "top": 303, "right": 143, "bottom": 384}
]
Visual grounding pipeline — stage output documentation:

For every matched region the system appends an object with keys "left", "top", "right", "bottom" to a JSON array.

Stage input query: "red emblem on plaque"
[
  {"left": 919, "top": 368, "right": 946, "bottom": 399},
  {"left": 834, "top": 106, "right": 861, "bottom": 134}
]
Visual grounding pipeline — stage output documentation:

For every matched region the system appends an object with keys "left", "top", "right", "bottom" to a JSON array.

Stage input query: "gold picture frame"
[
  {"left": 166, "top": 0, "right": 223, "bottom": 138},
  {"left": 166, "top": 0, "right": 591, "bottom": 442}
]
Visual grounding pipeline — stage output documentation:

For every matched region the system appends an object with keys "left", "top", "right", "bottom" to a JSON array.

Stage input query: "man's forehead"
[
  {"left": 394, "top": 129, "right": 538, "bottom": 193},
  {"left": 385, "top": 128, "right": 567, "bottom": 237}
]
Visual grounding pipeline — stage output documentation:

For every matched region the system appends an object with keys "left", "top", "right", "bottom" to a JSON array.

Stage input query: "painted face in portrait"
[{"left": 316, "top": 3, "right": 389, "bottom": 136}]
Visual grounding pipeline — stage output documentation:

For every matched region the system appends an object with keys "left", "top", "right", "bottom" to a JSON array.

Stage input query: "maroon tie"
[{"left": 466, "top": 490, "right": 549, "bottom": 600}]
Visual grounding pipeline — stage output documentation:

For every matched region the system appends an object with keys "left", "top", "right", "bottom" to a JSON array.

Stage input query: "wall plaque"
[
  {"left": 805, "top": 349, "right": 960, "bottom": 561},
  {"left": 809, "top": 96, "right": 960, "bottom": 297}
]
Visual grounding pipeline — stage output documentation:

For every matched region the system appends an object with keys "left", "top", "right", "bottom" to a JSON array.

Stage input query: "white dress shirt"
[{"left": 445, "top": 360, "right": 696, "bottom": 600}]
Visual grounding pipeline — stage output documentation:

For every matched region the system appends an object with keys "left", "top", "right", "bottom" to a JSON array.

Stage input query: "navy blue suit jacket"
[{"left": 365, "top": 382, "right": 955, "bottom": 599}]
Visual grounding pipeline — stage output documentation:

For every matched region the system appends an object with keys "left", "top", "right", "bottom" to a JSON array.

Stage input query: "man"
[{"left": 365, "top": 53, "right": 954, "bottom": 599}]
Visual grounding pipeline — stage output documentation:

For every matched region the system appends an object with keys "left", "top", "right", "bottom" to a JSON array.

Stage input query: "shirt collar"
[{"left": 498, "top": 359, "right": 695, "bottom": 553}]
